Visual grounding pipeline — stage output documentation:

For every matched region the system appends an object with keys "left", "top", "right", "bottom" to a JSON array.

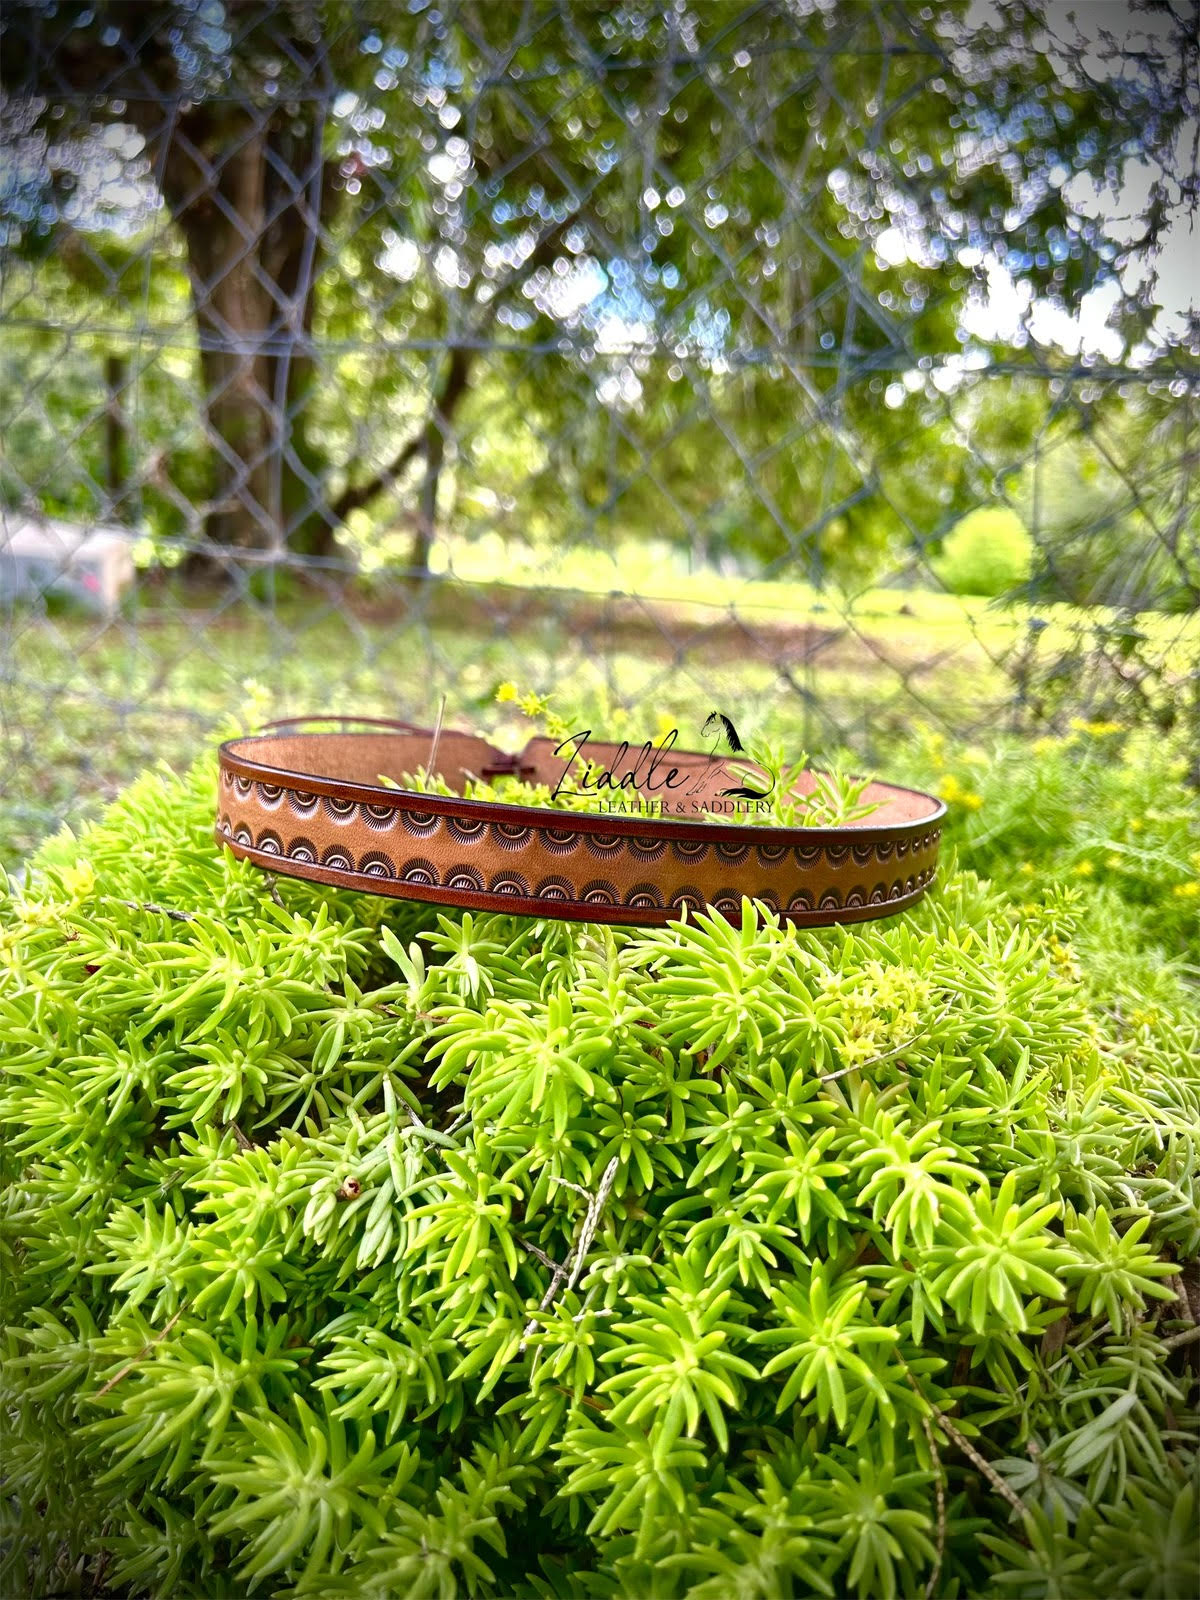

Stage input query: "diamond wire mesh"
[{"left": 1, "top": 0, "right": 1197, "bottom": 865}]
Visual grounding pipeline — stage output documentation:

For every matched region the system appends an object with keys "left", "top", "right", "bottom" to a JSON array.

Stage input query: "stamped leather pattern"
[{"left": 216, "top": 719, "right": 945, "bottom": 927}]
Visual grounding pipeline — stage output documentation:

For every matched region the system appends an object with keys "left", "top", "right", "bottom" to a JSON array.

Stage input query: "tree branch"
[
  {"left": 330, "top": 209, "right": 584, "bottom": 524},
  {"left": 108, "top": 897, "right": 198, "bottom": 923},
  {"left": 921, "top": 1412, "right": 947, "bottom": 1600},
  {"left": 899, "top": 1357, "right": 1028, "bottom": 1521},
  {"left": 95, "top": 1304, "right": 187, "bottom": 1398},
  {"left": 331, "top": 334, "right": 481, "bottom": 525},
  {"left": 331, "top": 431, "right": 426, "bottom": 523},
  {"left": 519, "top": 1157, "right": 620, "bottom": 1352}
]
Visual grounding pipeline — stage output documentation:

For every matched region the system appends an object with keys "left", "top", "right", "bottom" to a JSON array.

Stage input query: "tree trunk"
[
  {"left": 0, "top": 5, "right": 341, "bottom": 578},
  {"left": 103, "top": 352, "right": 128, "bottom": 515},
  {"left": 174, "top": 125, "right": 273, "bottom": 568},
  {"left": 259, "top": 119, "right": 341, "bottom": 565},
  {"left": 164, "top": 105, "right": 337, "bottom": 579},
  {"left": 407, "top": 345, "right": 475, "bottom": 581}
]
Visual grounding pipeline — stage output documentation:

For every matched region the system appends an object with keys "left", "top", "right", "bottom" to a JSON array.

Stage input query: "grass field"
[{"left": 3, "top": 547, "right": 1196, "bottom": 869}]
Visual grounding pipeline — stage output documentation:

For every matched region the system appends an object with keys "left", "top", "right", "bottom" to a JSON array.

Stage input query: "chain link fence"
[{"left": 2, "top": 0, "right": 1198, "bottom": 865}]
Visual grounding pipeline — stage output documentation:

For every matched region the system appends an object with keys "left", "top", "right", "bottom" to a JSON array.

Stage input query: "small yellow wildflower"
[
  {"left": 938, "top": 774, "right": 984, "bottom": 810},
  {"left": 1068, "top": 717, "right": 1124, "bottom": 737},
  {"left": 1072, "top": 860, "right": 1095, "bottom": 877},
  {"left": 1172, "top": 881, "right": 1200, "bottom": 899},
  {"left": 1129, "top": 818, "right": 1144, "bottom": 834},
  {"left": 59, "top": 861, "right": 96, "bottom": 899},
  {"left": 655, "top": 710, "right": 678, "bottom": 741},
  {"left": 1032, "top": 737, "right": 1059, "bottom": 757},
  {"left": 18, "top": 901, "right": 63, "bottom": 930},
  {"left": 1019, "top": 861, "right": 1035, "bottom": 876},
  {"left": 495, "top": 682, "right": 520, "bottom": 704},
  {"left": 518, "top": 691, "right": 550, "bottom": 719}
]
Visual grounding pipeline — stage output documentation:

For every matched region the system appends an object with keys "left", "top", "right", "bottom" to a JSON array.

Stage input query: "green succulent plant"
[{"left": 0, "top": 730, "right": 1196, "bottom": 1599}]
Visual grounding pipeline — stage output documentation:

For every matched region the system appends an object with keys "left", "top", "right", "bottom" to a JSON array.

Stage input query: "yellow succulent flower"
[
  {"left": 518, "top": 691, "right": 550, "bottom": 719},
  {"left": 495, "top": 682, "right": 520, "bottom": 704},
  {"left": 59, "top": 861, "right": 96, "bottom": 899},
  {"left": 937, "top": 774, "right": 984, "bottom": 810}
]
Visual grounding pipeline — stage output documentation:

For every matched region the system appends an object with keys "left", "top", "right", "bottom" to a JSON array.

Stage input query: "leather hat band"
[{"left": 215, "top": 717, "right": 945, "bottom": 927}]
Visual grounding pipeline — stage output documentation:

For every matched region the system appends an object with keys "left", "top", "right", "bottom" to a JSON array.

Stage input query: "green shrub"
[
  {"left": 934, "top": 507, "right": 1034, "bottom": 597},
  {"left": 1, "top": 745, "right": 1197, "bottom": 1599},
  {"left": 905, "top": 723, "right": 1200, "bottom": 973},
  {"left": 1012, "top": 436, "right": 1199, "bottom": 613}
]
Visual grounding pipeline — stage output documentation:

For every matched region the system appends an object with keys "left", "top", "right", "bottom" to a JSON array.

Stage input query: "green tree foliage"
[{"left": 1, "top": 726, "right": 1197, "bottom": 1596}]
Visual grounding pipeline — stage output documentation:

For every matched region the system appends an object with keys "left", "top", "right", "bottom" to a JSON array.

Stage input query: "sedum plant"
[{"left": 0, "top": 730, "right": 1197, "bottom": 1599}]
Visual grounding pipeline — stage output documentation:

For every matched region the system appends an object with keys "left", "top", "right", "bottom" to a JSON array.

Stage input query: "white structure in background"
[{"left": 0, "top": 513, "right": 138, "bottom": 615}]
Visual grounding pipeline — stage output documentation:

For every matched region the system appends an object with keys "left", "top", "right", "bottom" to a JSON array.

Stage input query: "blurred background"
[{"left": 1, "top": 0, "right": 1197, "bottom": 867}]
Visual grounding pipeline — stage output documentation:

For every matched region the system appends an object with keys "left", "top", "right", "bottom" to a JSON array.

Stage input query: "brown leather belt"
[{"left": 216, "top": 717, "right": 945, "bottom": 927}]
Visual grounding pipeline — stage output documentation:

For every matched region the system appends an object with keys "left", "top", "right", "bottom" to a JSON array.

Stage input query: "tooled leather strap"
[{"left": 216, "top": 717, "right": 945, "bottom": 927}]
